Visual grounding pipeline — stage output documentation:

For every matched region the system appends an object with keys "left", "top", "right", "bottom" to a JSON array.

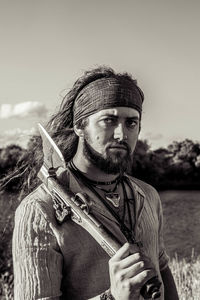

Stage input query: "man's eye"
[
  {"left": 102, "top": 118, "right": 116, "bottom": 124},
  {"left": 126, "top": 120, "right": 138, "bottom": 128}
]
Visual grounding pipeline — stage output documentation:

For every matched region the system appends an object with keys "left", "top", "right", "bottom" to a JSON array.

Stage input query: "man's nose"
[{"left": 113, "top": 123, "right": 127, "bottom": 141}]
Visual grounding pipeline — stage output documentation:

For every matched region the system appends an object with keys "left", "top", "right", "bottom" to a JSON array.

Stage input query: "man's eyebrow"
[
  {"left": 126, "top": 116, "right": 140, "bottom": 120},
  {"left": 100, "top": 114, "right": 118, "bottom": 118},
  {"left": 99, "top": 114, "right": 139, "bottom": 119}
]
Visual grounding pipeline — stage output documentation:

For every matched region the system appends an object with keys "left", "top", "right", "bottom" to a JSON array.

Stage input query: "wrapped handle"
[{"left": 140, "top": 275, "right": 161, "bottom": 299}]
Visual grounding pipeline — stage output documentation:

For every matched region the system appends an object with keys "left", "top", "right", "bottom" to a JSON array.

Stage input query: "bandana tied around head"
[{"left": 73, "top": 77, "right": 143, "bottom": 126}]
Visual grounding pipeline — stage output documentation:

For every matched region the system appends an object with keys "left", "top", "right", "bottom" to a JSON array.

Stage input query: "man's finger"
[
  {"left": 111, "top": 243, "right": 139, "bottom": 261},
  {"left": 129, "top": 268, "right": 156, "bottom": 289},
  {"left": 120, "top": 254, "right": 153, "bottom": 272}
]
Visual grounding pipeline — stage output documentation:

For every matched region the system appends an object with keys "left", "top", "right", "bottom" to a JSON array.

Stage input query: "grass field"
[
  {"left": 160, "top": 190, "right": 200, "bottom": 260},
  {"left": 0, "top": 190, "right": 200, "bottom": 299},
  {"left": 160, "top": 190, "right": 200, "bottom": 299}
]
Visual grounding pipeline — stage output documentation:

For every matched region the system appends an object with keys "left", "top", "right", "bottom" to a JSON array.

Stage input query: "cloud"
[
  {"left": 0, "top": 101, "right": 48, "bottom": 119},
  {"left": 140, "top": 131, "right": 169, "bottom": 149},
  {"left": 144, "top": 132, "right": 163, "bottom": 141},
  {"left": 0, "top": 127, "right": 38, "bottom": 148}
]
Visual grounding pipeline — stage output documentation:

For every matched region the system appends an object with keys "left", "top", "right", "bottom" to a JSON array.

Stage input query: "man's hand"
[{"left": 109, "top": 243, "right": 156, "bottom": 300}]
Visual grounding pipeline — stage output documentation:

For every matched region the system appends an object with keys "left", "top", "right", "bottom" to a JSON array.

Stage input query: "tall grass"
[{"left": 169, "top": 253, "right": 200, "bottom": 300}]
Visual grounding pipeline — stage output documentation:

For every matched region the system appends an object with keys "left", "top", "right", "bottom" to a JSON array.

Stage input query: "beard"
[{"left": 83, "top": 137, "right": 132, "bottom": 175}]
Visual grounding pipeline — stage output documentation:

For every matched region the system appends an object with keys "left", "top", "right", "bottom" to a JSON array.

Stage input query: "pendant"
[{"left": 105, "top": 192, "right": 120, "bottom": 207}]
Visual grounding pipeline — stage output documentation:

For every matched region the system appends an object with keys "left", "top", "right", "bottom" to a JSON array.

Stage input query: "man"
[{"left": 12, "top": 66, "right": 179, "bottom": 299}]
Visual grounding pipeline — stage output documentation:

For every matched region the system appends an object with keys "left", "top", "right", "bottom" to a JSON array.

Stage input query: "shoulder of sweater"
[
  {"left": 20, "top": 183, "right": 52, "bottom": 204},
  {"left": 16, "top": 184, "right": 55, "bottom": 221}
]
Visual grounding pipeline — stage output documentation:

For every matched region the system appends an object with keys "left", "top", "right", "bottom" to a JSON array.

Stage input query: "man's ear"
[{"left": 74, "top": 125, "right": 84, "bottom": 138}]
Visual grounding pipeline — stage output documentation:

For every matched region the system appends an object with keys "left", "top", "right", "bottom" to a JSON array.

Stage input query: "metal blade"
[{"left": 38, "top": 123, "right": 66, "bottom": 170}]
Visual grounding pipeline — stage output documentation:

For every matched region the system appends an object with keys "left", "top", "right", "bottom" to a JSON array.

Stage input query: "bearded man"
[{"left": 12, "top": 67, "right": 179, "bottom": 300}]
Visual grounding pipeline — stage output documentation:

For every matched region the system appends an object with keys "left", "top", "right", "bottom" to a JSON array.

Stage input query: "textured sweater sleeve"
[
  {"left": 12, "top": 189, "right": 63, "bottom": 300},
  {"left": 156, "top": 191, "right": 169, "bottom": 271}
]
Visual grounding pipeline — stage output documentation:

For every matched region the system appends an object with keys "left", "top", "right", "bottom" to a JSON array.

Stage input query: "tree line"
[
  {"left": 132, "top": 139, "right": 200, "bottom": 189},
  {"left": 0, "top": 138, "right": 200, "bottom": 192}
]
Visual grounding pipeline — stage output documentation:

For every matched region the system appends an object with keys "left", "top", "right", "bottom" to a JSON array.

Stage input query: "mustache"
[{"left": 107, "top": 141, "right": 131, "bottom": 152}]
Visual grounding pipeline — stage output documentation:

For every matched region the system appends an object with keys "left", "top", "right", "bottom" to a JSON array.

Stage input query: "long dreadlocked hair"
[{"left": 0, "top": 66, "right": 144, "bottom": 200}]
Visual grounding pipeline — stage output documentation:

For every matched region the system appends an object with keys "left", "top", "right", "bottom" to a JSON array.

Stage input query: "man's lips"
[
  {"left": 108, "top": 146, "right": 128, "bottom": 150},
  {"left": 107, "top": 142, "right": 130, "bottom": 152}
]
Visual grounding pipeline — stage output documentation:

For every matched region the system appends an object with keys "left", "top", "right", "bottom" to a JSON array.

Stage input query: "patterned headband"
[{"left": 73, "top": 77, "right": 143, "bottom": 126}]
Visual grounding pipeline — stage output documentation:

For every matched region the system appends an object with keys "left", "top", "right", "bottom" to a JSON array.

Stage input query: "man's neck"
[{"left": 72, "top": 154, "right": 119, "bottom": 183}]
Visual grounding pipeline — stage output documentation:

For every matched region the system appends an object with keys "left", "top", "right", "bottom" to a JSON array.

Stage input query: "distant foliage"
[
  {"left": 166, "top": 139, "right": 200, "bottom": 188},
  {"left": 0, "top": 138, "right": 41, "bottom": 195},
  {"left": 132, "top": 139, "right": 200, "bottom": 189},
  {"left": 0, "top": 145, "right": 25, "bottom": 176},
  {"left": 0, "top": 145, "right": 27, "bottom": 193}
]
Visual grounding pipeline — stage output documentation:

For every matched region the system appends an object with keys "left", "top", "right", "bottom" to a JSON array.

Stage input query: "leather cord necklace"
[
  {"left": 83, "top": 177, "right": 121, "bottom": 208},
  {"left": 68, "top": 161, "right": 136, "bottom": 244}
]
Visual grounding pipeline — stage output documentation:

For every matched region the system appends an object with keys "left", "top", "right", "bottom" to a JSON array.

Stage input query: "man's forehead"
[{"left": 90, "top": 107, "right": 140, "bottom": 118}]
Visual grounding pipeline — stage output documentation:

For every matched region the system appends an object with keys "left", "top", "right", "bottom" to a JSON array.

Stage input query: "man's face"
[{"left": 82, "top": 107, "right": 140, "bottom": 174}]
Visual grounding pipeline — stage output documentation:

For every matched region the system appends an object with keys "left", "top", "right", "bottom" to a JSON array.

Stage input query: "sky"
[{"left": 0, "top": 0, "right": 200, "bottom": 149}]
